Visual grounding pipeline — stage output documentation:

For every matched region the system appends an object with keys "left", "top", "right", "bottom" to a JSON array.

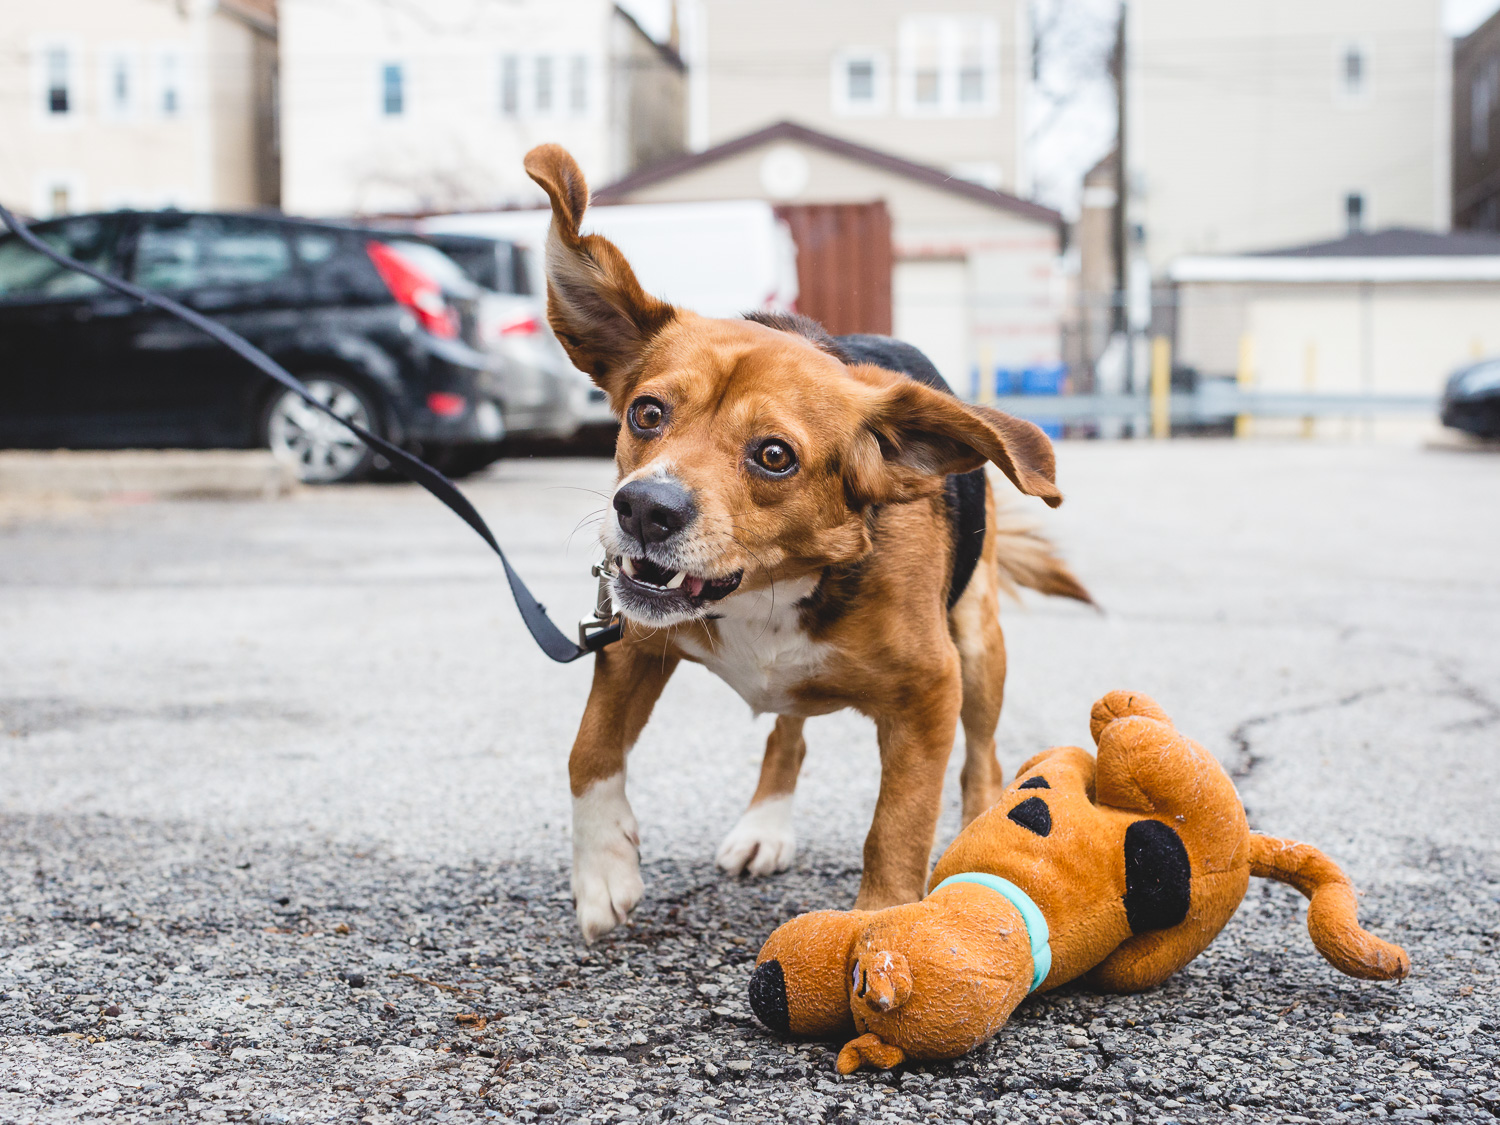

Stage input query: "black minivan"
[{"left": 0, "top": 211, "right": 510, "bottom": 482}]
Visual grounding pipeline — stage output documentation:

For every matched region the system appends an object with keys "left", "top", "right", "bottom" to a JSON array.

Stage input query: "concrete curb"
[{"left": 0, "top": 449, "right": 297, "bottom": 500}]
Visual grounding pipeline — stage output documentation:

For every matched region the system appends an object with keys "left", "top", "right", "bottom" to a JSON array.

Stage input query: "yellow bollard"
[
  {"left": 1150, "top": 336, "right": 1171, "bottom": 439},
  {"left": 1235, "top": 334, "right": 1255, "bottom": 439}
]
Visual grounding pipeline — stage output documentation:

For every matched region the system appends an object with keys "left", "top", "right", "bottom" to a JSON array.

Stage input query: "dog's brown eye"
[
  {"left": 628, "top": 398, "right": 665, "bottom": 434},
  {"left": 754, "top": 439, "right": 796, "bottom": 475}
]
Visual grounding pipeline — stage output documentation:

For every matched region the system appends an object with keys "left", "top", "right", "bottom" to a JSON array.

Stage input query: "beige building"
[
  {"left": 1171, "top": 229, "right": 1500, "bottom": 436},
  {"left": 1126, "top": 0, "right": 1452, "bottom": 273},
  {"left": 682, "top": 0, "right": 1031, "bottom": 197},
  {"left": 595, "top": 121, "right": 1063, "bottom": 395},
  {"left": 278, "top": 0, "right": 685, "bottom": 216},
  {"left": 0, "top": 0, "right": 278, "bottom": 218}
]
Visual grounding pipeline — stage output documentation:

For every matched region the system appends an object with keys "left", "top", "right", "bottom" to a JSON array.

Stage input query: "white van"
[{"left": 422, "top": 201, "right": 800, "bottom": 429}]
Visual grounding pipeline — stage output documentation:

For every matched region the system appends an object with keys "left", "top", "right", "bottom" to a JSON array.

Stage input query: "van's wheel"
[{"left": 263, "top": 376, "right": 380, "bottom": 484}]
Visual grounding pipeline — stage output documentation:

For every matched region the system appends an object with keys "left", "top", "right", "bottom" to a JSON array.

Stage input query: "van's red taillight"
[{"left": 366, "top": 241, "right": 459, "bottom": 339}]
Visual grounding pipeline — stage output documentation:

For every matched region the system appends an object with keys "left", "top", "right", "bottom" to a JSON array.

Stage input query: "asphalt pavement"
[{"left": 0, "top": 440, "right": 1496, "bottom": 1124}]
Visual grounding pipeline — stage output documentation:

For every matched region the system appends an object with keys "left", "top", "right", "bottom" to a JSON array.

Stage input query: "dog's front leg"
[
  {"left": 855, "top": 672, "right": 963, "bottom": 909},
  {"left": 569, "top": 644, "right": 678, "bottom": 942},
  {"left": 716, "top": 714, "right": 806, "bottom": 877}
]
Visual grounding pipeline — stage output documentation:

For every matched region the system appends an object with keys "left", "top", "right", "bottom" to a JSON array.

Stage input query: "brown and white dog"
[{"left": 523, "top": 145, "right": 1092, "bottom": 942}]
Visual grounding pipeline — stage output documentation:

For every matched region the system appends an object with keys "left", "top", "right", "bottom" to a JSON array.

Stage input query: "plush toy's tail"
[{"left": 1248, "top": 834, "right": 1410, "bottom": 981}]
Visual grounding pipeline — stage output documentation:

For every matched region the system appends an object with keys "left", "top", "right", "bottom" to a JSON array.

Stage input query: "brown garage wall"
[{"left": 774, "top": 201, "right": 893, "bottom": 336}]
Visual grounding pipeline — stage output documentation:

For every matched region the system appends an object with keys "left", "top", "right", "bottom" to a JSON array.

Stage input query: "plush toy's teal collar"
[{"left": 929, "top": 872, "right": 1053, "bottom": 993}]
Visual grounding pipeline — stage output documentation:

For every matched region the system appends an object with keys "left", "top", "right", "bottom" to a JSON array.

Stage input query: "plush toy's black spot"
[
  {"left": 1017, "top": 776, "right": 1050, "bottom": 790},
  {"left": 1123, "top": 819, "right": 1192, "bottom": 933},
  {"left": 748, "top": 959, "right": 790, "bottom": 1036},
  {"left": 1007, "top": 796, "right": 1052, "bottom": 836}
]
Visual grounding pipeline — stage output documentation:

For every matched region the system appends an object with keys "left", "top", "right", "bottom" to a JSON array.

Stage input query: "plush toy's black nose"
[
  {"left": 613, "top": 478, "right": 696, "bottom": 547},
  {"left": 748, "top": 959, "right": 790, "bottom": 1036}
]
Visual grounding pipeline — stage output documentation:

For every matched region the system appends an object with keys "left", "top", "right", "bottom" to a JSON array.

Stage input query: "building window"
[
  {"left": 500, "top": 55, "right": 520, "bottom": 116},
  {"left": 569, "top": 55, "right": 589, "bottom": 116},
  {"left": 45, "top": 47, "right": 72, "bottom": 115},
  {"left": 381, "top": 62, "right": 404, "bottom": 117},
  {"left": 535, "top": 56, "right": 553, "bottom": 115},
  {"left": 159, "top": 51, "right": 184, "bottom": 117},
  {"left": 1475, "top": 60, "right": 1499, "bottom": 157},
  {"left": 1335, "top": 39, "right": 1372, "bottom": 104},
  {"left": 102, "top": 50, "right": 137, "bottom": 119},
  {"left": 898, "top": 17, "right": 999, "bottom": 117},
  {"left": 1345, "top": 192, "right": 1366, "bottom": 234},
  {"left": 831, "top": 49, "right": 888, "bottom": 115}
]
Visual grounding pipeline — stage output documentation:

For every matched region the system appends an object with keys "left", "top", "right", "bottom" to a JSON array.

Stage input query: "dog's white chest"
[{"left": 677, "top": 578, "right": 830, "bottom": 716}]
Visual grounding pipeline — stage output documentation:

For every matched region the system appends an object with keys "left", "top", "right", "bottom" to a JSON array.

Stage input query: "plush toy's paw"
[
  {"left": 571, "top": 778, "right": 644, "bottom": 943},
  {"left": 716, "top": 797, "right": 796, "bottom": 877},
  {"left": 837, "top": 1033, "right": 907, "bottom": 1075}
]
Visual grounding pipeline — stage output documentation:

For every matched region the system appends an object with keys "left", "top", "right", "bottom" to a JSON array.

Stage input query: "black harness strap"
[
  {"left": 0, "top": 204, "right": 619, "bottom": 664},
  {"left": 944, "top": 468, "right": 987, "bottom": 610}
]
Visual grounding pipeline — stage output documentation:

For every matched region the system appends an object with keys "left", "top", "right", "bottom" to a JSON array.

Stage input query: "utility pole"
[{"left": 1110, "top": 2, "right": 1128, "bottom": 338}]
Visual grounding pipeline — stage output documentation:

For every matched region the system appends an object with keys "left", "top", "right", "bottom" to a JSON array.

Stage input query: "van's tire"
[{"left": 262, "top": 375, "right": 381, "bottom": 485}]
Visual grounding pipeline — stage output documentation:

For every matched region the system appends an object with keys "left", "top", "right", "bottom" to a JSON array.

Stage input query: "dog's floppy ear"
[
  {"left": 523, "top": 144, "right": 676, "bottom": 403},
  {"left": 846, "top": 372, "right": 1063, "bottom": 507}
]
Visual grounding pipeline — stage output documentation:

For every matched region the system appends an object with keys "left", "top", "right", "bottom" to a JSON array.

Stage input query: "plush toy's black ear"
[{"left": 523, "top": 144, "right": 676, "bottom": 407}]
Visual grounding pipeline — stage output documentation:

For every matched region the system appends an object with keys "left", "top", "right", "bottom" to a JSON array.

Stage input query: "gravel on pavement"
[{"left": 0, "top": 441, "right": 1497, "bottom": 1123}]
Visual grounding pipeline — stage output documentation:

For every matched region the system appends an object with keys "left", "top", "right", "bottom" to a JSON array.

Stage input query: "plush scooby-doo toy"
[{"left": 747, "top": 691, "right": 1409, "bottom": 1074}]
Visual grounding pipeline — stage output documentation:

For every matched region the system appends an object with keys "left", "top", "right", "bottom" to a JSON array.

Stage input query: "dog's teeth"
[
  {"left": 664, "top": 570, "right": 686, "bottom": 590},
  {"left": 620, "top": 557, "right": 637, "bottom": 578}
]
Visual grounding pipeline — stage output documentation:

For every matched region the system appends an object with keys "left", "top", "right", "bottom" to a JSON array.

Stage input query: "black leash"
[{"left": 0, "top": 204, "right": 621, "bottom": 663}]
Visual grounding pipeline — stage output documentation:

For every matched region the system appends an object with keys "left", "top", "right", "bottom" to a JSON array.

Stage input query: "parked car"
[
  {"left": 1440, "top": 356, "right": 1500, "bottom": 438},
  {"left": 420, "top": 231, "right": 603, "bottom": 445},
  {"left": 0, "top": 210, "right": 512, "bottom": 483}
]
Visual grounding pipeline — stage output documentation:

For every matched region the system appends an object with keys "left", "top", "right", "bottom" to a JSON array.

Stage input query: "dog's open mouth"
[{"left": 616, "top": 555, "right": 743, "bottom": 607}]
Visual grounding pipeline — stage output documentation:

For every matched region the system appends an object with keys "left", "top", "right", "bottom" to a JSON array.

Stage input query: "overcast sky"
[{"left": 618, "top": 0, "right": 1500, "bottom": 217}]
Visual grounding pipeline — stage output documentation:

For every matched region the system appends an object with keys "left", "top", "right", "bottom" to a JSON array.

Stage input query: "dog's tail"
[
  {"left": 991, "top": 505, "right": 1094, "bottom": 605},
  {"left": 1248, "top": 834, "right": 1410, "bottom": 981}
]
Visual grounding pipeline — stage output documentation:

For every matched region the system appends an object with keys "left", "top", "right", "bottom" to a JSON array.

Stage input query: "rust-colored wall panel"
[{"left": 774, "top": 201, "right": 893, "bottom": 336}]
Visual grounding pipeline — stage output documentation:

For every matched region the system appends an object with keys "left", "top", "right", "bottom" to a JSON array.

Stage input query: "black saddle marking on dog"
[
  {"left": 1122, "top": 819, "right": 1193, "bottom": 933},
  {"left": 1017, "top": 776, "right": 1051, "bottom": 790},
  {"left": 748, "top": 959, "right": 790, "bottom": 1036},
  {"left": 1007, "top": 796, "right": 1052, "bottom": 836}
]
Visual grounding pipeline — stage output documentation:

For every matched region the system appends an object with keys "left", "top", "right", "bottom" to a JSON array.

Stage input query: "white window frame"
[
  {"left": 1334, "top": 38, "right": 1373, "bottom": 107},
  {"left": 567, "top": 54, "right": 591, "bottom": 118},
  {"left": 31, "top": 39, "right": 82, "bottom": 126},
  {"left": 897, "top": 17, "right": 1000, "bottom": 119},
  {"left": 100, "top": 45, "right": 139, "bottom": 122},
  {"left": 153, "top": 46, "right": 189, "bottom": 119},
  {"left": 33, "top": 171, "right": 87, "bottom": 218},
  {"left": 499, "top": 54, "right": 522, "bottom": 117},
  {"left": 831, "top": 48, "right": 889, "bottom": 117},
  {"left": 533, "top": 54, "right": 555, "bottom": 117},
  {"left": 378, "top": 59, "right": 406, "bottom": 119}
]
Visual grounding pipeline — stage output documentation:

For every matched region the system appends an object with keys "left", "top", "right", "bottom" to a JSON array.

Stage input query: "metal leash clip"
[{"left": 579, "top": 559, "right": 622, "bottom": 648}]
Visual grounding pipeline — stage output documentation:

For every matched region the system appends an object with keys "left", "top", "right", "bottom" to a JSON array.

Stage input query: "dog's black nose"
[
  {"left": 747, "top": 959, "right": 790, "bottom": 1036},
  {"left": 613, "top": 477, "right": 696, "bottom": 547}
]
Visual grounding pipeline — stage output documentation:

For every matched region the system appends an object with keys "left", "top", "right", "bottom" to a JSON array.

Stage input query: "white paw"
[
  {"left": 716, "top": 796, "right": 796, "bottom": 877},
  {"left": 571, "top": 775, "right": 643, "bottom": 943}
]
